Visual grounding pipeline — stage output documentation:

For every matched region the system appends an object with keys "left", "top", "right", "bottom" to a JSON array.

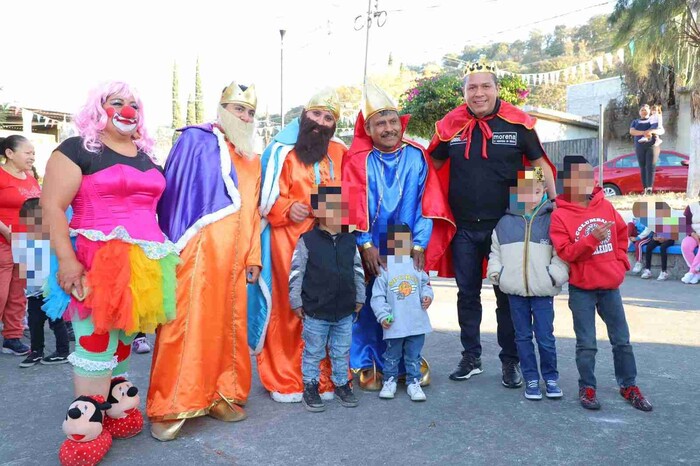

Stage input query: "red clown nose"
[{"left": 120, "top": 105, "right": 137, "bottom": 119}]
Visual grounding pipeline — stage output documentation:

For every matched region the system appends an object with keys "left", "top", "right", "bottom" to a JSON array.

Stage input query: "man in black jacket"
[{"left": 289, "top": 185, "right": 366, "bottom": 412}]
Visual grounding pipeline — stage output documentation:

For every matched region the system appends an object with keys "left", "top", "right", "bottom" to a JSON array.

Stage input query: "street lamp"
[{"left": 280, "top": 29, "right": 286, "bottom": 129}]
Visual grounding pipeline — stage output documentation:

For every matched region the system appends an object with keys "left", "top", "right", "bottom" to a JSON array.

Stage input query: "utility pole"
[
  {"left": 280, "top": 29, "right": 286, "bottom": 129},
  {"left": 354, "top": 0, "right": 387, "bottom": 86}
]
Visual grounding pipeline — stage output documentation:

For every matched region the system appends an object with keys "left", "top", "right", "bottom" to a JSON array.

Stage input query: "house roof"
[{"left": 523, "top": 105, "right": 599, "bottom": 130}]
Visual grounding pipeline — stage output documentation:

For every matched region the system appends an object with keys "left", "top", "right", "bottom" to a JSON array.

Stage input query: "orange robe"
[
  {"left": 147, "top": 142, "right": 261, "bottom": 421},
  {"left": 256, "top": 142, "right": 346, "bottom": 401}
]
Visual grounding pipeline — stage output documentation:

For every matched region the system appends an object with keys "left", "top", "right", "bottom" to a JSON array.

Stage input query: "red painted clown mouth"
[
  {"left": 70, "top": 434, "right": 85, "bottom": 441},
  {"left": 107, "top": 106, "right": 138, "bottom": 133}
]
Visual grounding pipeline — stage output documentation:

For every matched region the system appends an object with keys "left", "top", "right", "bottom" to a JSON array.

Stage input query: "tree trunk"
[{"left": 688, "top": 121, "right": 700, "bottom": 196}]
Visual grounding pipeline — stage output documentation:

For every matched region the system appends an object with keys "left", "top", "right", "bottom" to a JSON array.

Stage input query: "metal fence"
[{"left": 542, "top": 138, "right": 599, "bottom": 169}]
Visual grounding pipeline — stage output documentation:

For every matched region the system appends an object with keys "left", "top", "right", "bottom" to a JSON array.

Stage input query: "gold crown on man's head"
[
  {"left": 463, "top": 61, "right": 498, "bottom": 77},
  {"left": 220, "top": 81, "right": 257, "bottom": 110},
  {"left": 362, "top": 81, "right": 398, "bottom": 120},
  {"left": 306, "top": 87, "right": 341, "bottom": 121}
]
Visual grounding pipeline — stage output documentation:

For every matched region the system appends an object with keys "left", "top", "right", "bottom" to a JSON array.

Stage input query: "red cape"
[
  {"left": 342, "top": 111, "right": 456, "bottom": 271},
  {"left": 425, "top": 101, "right": 557, "bottom": 278}
]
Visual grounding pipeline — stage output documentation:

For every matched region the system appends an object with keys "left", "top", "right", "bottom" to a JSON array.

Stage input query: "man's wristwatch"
[{"left": 361, "top": 242, "right": 374, "bottom": 251}]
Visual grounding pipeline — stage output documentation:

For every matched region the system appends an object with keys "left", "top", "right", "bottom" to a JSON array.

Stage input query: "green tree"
[
  {"left": 171, "top": 62, "right": 183, "bottom": 144},
  {"left": 284, "top": 105, "right": 304, "bottom": 125},
  {"left": 186, "top": 94, "right": 195, "bottom": 126},
  {"left": 194, "top": 58, "right": 204, "bottom": 124}
]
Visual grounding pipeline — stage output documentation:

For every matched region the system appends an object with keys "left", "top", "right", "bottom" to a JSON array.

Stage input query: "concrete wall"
[
  {"left": 567, "top": 77, "right": 625, "bottom": 118},
  {"left": 534, "top": 118, "right": 597, "bottom": 143}
]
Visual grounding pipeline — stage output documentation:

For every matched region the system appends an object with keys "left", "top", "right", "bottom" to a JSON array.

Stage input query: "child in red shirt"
[{"left": 550, "top": 156, "right": 652, "bottom": 412}]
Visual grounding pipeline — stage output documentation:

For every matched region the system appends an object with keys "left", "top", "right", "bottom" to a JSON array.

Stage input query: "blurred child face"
[
  {"left": 19, "top": 209, "right": 49, "bottom": 237},
  {"left": 516, "top": 179, "right": 544, "bottom": 205},
  {"left": 563, "top": 163, "right": 595, "bottom": 198},
  {"left": 313, "top": 192, "right": 345, "bottom": 230},
  {"left": 387, "top": 231, "right": 412, "bottom": 256}
]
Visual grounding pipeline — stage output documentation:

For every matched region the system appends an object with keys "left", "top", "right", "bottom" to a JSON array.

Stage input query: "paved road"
[{"left": 1, "top": 277, "right": 698, "bottom": 465}]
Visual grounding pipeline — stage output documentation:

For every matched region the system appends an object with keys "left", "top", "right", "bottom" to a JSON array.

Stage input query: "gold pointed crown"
[
  {"left": 306, "top": 87, "right": 341, "bottom": 121},
  {"left": 362, "top": 82, "right": 398, "bottom": 121},
  {"left": 463, "top": 61, "right": 498, "bottom": 77},
  {"left": 220, "top": 81, "right": 257, "bottom": 110},
  {"left": 520, "top": 167, "right": 545, "bottom": 183}
]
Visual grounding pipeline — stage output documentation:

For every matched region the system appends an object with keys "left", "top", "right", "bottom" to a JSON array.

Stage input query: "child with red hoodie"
[{"left": 550, "top": 156, "right": 652, "bottom": 412}]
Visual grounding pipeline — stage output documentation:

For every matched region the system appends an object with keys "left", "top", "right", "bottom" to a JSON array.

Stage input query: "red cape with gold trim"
[
  {"left": 425, "top": 100, "right": 557, "bottom": 278},
  {"left": 342, "top": 111, "right": 456, "bottom": 268}
]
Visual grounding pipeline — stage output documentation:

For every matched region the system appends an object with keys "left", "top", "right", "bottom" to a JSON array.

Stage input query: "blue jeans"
[
  {"left": 302, "top": 315, "right": 353, "bottom": 386},
  {"left": 508, "top": 295, "right": 558, "bottom": 382},
  {"left": 383, "top": 334, "right": 425, "bottom": 382},
  {"left": 568, "top": 285, "right": 637, "bottom": 389}
]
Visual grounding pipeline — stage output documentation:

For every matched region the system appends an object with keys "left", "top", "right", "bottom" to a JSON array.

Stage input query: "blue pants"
[
  {"left": 568, "top": 285, "right": 637, "bottom": 389},
  {"left": 302, "top": 315, "right": 353, "bottom": 386},
  {"left": 508, "top": 295, "right": 558, "bottom": 382},
  {"left": 383, "top": 334, "right": 425, "bottom": 383}
]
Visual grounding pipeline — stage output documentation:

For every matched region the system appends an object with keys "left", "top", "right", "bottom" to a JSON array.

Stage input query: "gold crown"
[
  {"left": 220, "top": 81, "right": 257, "bottom": 110},
  {"left": 463, "top": 61, "right": 498, "bottom": 77},
  {"left": 306, "top": 87, "right": 340, "bottom": 120},
  {"left": 521, "top": 167, "right": 545, "bottom": 182},
  {"left": 362, "top": 82, "right": 398, "bottom": 121}
]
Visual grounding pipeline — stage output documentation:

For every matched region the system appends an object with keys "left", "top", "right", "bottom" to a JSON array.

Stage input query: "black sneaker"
[
  {"left": 579, "top": 386, "right": 601, "bottom": 410},
  {"left": 501, "top": 361, "right": 523, "bottom": 388},
  {"left": 302, "top": 381, "right": 325, "bottom": 412},
  {"left": 334, "top": 382, "right": 359, "bottom": 408},
  {"left": 41, "top": 351, "right": 70, "bottom": 365},
  {"left": 2, "top": 339, "right": 30, "bottom": 356},
  {"left": 19, "top": 351, "right": 43, "bottom": 368},
  {"left": 449, "top": 354, "right": 483, "bottom": 381}
]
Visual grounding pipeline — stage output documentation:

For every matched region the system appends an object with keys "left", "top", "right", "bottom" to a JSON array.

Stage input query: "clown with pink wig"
[{"left": 40, "top": 81, "right": 178, "bottom": 465}]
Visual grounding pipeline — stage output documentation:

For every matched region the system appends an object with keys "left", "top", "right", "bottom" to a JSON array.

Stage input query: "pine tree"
[
  {"left": 171, "top": 62, "right": 183, "bottom": 144},
  {"left": 186, "top": 94, "right": 195, "bottom": 126},
  {"left": 194, "top": 58, "right": 204, "bottom": 124}
]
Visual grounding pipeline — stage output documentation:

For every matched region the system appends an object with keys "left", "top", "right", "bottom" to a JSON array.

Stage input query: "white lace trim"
[
  {"left": 270, "top": 391, "right": 302, "bottom": 403},
  {"left": 69, "top": 226, "right": 178, "bottom": 260},
  {"left": 68, "top": 353, "right": 118, "bottom": 372}
]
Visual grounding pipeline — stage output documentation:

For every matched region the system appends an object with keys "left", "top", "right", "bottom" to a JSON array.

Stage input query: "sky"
[{"left": 1, "top": 0, "right": 616, "bottom": 128}]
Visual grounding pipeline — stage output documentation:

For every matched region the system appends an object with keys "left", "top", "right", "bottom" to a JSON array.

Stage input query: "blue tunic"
[{"left": 350, "top": 144, "right": 433, "bottom": 371}]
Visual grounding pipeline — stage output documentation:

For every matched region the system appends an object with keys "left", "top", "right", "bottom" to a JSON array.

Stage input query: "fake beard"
[
  {"left": 106, "top": 106, "right": 138, "bottom": 134},
  {"left": 295, "top": 113, "right": 336, "bottom": 166},
  {"left": 217, "top": 106, "right": 256, "bottom": 159}
]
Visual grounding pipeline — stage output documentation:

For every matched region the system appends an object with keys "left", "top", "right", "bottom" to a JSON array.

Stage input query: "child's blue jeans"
[
  {"left": 508, "top": 295, "right": 558, "bottom": 382},
  {"left": 383, "top": 334, "right": 425, "bottom": 383},
  {"left": 302, "top": 314, "right": 353, "bottom": 386}
]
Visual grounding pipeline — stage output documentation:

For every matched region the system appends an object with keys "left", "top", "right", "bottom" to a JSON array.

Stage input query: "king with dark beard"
[{"left": 249, "top": 88, "right": 347, "bottom": 403}]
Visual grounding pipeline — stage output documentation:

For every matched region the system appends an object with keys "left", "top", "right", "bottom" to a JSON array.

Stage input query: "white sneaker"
[
  {"left": 682, "top": 272, "right": 695, "bottom": 284},
  {"left": 640, "top": 269, "right": 652, "bottom": 279},
  {"left": 631, "top": 262, "right": 643, "bottom": 274},
  {"left": 132, "top": 337, "right": 151, "bottom": 354},
  {"left": 407, "top": 379, "right": 426, "bottom": 402},
  {"left": 657, "top": 271, "right": 669, "bottom": 281},
  {"left": 379, "top": 377, "right": 397, "bottom": 399},
  {"left": 690, "top": 274, "right": 700, "bottom": 285}
]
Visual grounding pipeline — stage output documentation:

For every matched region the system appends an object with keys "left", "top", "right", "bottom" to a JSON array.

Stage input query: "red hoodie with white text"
[{"left": 550, "top": 187, "right": 630, "bottom": 290}]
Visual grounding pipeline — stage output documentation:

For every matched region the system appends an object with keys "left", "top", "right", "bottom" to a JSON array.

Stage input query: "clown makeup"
[{"left": 103, "top": 95, "right": 140, "bottom": 135}]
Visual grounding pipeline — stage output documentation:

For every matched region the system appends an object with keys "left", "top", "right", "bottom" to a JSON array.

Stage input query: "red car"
[{"left": 593, "top": 150, "right": 689, "bottom": 196}]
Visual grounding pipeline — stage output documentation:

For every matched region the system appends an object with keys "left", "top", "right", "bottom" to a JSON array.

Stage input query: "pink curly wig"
[{"left": 73, "top": 81, "right": 155, "bottom": 155}]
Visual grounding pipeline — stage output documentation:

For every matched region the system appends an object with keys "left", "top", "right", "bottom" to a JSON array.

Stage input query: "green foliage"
[
  {"left": 498, "top": 74, "right": 530, "bottom": 106},
  {"left": 186, "top": 94, "right": 195, "bottom": 126},
  {"left": 194, "top": 58, "right": 204, "bottom": 124},
  {"left": 400, "top": 74, "right": 463, "bottom": 139},
  {"left": 171, "top": 62, "right": 182, "bottom": 144},
  {"left": 284, "top": 105, "right": 304, "bottom": 125}
]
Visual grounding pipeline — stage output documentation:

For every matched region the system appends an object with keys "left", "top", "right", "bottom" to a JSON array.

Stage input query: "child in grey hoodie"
[{"left": 371, "top": 224, "right": 434, "bottom": 402}]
